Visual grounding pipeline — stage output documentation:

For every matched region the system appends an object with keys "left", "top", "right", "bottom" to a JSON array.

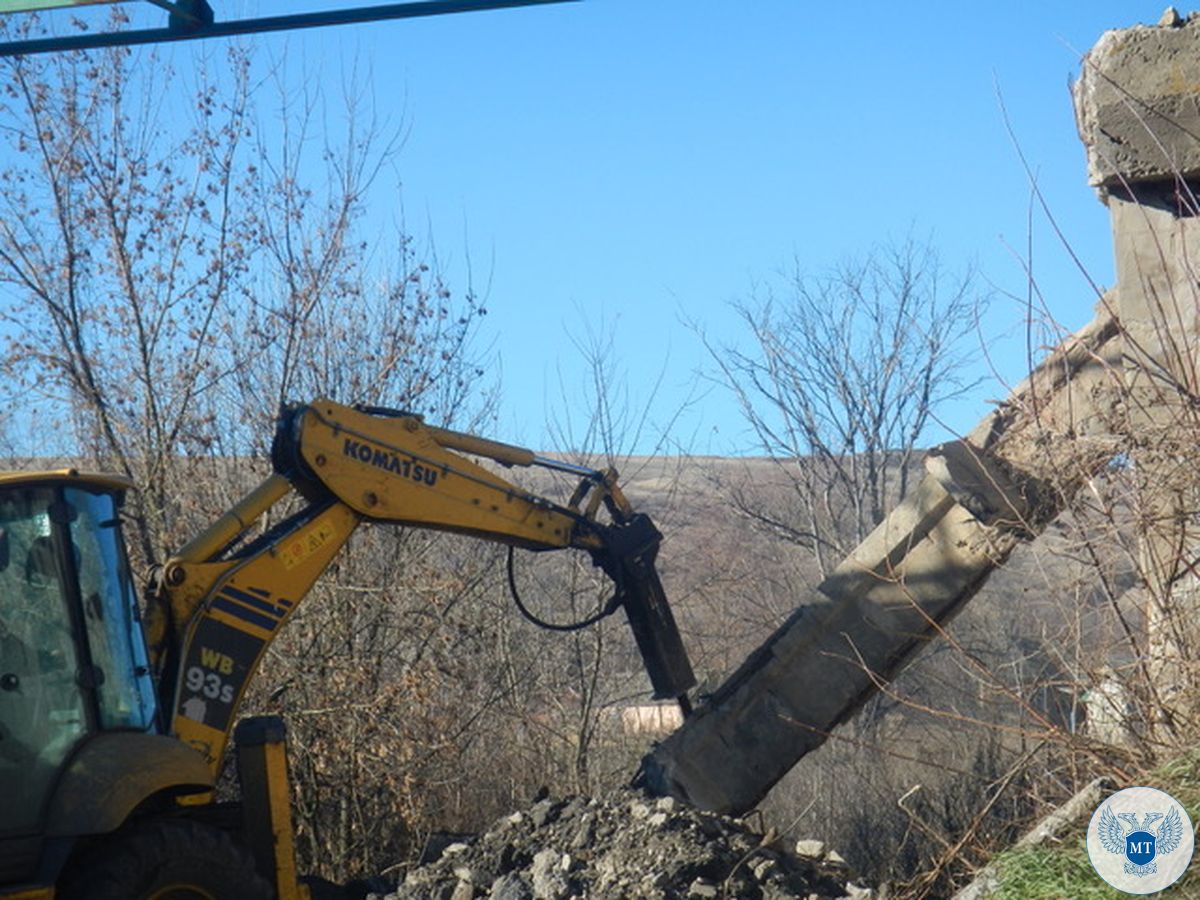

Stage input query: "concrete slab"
[{"left": 1074, "top": 11, "right": 1200, "bottom": 189}]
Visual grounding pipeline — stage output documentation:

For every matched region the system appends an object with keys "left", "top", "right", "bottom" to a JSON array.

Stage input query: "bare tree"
[
  {"left": 0, "top": 34, "right": 262, "bottom": 560},
  {"left": 0, "top": 24, "right": 493, "bottom": 551},
  {"left": 0, "top": 24, "right": 497, "bottom": 882},
  {"left": 707, "top": 236, "right": 984, "bottom": 576}
]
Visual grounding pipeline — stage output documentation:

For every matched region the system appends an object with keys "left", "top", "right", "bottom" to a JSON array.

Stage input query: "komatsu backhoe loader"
[{"left": 0, "top": 398, "right": 694, "bottom": 899}]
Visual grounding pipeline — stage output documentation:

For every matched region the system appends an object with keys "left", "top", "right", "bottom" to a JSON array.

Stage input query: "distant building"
[{"left": 617, "top": 703, "right": 684, "bottom": 737}]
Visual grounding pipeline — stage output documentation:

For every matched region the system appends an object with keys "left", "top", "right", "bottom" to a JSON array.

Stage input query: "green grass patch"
[{"left": 988, "top": 752, "right": 1200, "bottom": 899}]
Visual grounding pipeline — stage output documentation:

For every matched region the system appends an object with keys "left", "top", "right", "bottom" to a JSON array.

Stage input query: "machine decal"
[
  {"left": 280, "top": 519, "right": 337, "bottom": 570},
  {"left": 342, "top": 438, "right": 440, "bottom": 487},
  {"left": 211, "top": 595, "right": 275, "bottom": 631},
  {"left": 211, "top": 585, "right": 293, "bottom": 632},
  {"left": 178, "top": 618, "right": 265, "bottom": 733}
]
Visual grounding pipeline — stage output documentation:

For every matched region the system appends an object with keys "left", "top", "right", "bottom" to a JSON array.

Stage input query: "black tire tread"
[{"left": 60, "top": 817, "right": 273, "bottom": 900}]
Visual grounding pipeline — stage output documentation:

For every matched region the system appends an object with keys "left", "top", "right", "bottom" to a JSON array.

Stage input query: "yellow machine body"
[{"left": 1, "top": 400, "right": 694, "bottom": 899}]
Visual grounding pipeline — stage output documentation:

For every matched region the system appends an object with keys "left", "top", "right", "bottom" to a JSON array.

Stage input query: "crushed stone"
[{"left": 369, "top": 788, "right": 876, "bottom": 900}]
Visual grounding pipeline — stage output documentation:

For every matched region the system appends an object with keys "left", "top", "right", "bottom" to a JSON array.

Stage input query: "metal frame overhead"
[{"left": 0, "top": 0, "right": 576, "bottom": 57}]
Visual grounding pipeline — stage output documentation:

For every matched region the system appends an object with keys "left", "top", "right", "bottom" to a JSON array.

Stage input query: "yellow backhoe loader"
[{"left": 0, "top": 398, "right": 695, "bottom": 899}]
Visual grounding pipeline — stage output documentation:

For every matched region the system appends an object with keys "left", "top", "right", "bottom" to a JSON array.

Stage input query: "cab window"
[
  {"left": 67, "top": 488, "right": 157, "bottom": 731},
  {"left": 0, "top": 488, "right": 88, "bottom": 836}
]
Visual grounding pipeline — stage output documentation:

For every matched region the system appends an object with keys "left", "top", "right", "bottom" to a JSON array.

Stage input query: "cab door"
[
  {"left": 0, "top": 485, "right": 91, "bottom": 841},
  {"left": 0, "top": 478, "right": 158, "bottom": 882}
]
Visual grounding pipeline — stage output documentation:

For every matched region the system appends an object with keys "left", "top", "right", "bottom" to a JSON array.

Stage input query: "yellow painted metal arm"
[
  {"left": 273, "top": 399, "right": 604, "bottom": 551},
  {"left": 165, "top": 500, "right": 362, "bottom": 773},
  {"left": 174, "top": 474, "right": 292, "bottom": 564},
  {"left": 143, "top": 474, "right": 292, "bottom": 670},
  {"left": 424, "top": 423, "right": 537, "bottom": 468},
  {"left": 154, "top": 397, "right": 693, "bottom": 776}
]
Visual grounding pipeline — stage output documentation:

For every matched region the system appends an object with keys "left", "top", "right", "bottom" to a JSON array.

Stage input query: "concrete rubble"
[
  {"left": 369, "top": 789, "right": 876, "bottom": 900},
  {"left": 1073, "top": 7, "right": 1200, "bottom": 189}
]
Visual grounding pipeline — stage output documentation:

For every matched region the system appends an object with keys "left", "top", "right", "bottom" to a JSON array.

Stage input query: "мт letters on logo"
[{"left": 1098, "top": 805, "right": 1185, "bottom": 877}]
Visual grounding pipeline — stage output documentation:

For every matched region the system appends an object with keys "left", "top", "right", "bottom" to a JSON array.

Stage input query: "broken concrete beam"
[
  {"left": 643, "top": 304, "right": 1124, "bottom": 815},
  {"left": 1073, "top": 10, "right": 1200, "bottom": 189}
]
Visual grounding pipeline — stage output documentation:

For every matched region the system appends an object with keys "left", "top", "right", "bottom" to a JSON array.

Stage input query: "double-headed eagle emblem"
[{"left": 1098, "top": 804, "right": 1186, "bottom": 876}]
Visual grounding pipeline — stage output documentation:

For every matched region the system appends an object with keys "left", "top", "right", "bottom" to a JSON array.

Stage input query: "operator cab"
[{"left": 0, "top": 472, "right": 158, "bottom": 841}]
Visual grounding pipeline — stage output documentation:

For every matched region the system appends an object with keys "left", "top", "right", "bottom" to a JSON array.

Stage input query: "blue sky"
[
  {"left": 17, "top": 1, "right": 1166, "bottom": 454},
  {"left": 296, "top": 0, "right": 1145, "bottom": 454}
]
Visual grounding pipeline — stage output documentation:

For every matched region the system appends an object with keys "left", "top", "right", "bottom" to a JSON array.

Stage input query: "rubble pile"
[{"left": 373, "top": 789, "right": 875, "bottom": 900}]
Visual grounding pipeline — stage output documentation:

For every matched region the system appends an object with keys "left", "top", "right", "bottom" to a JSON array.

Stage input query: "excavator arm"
[{"left": 144, "top": 398, "right": 694, "bottom": 774}]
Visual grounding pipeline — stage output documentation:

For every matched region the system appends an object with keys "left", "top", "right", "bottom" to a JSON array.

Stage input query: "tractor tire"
[{"left": 59, "top": 818, "right": 273, "bottom": 900}]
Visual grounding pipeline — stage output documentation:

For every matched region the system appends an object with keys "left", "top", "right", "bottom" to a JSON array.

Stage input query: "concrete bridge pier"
[{"left": 1074, "top": 9, "right": 1200, "bottom": 744}]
